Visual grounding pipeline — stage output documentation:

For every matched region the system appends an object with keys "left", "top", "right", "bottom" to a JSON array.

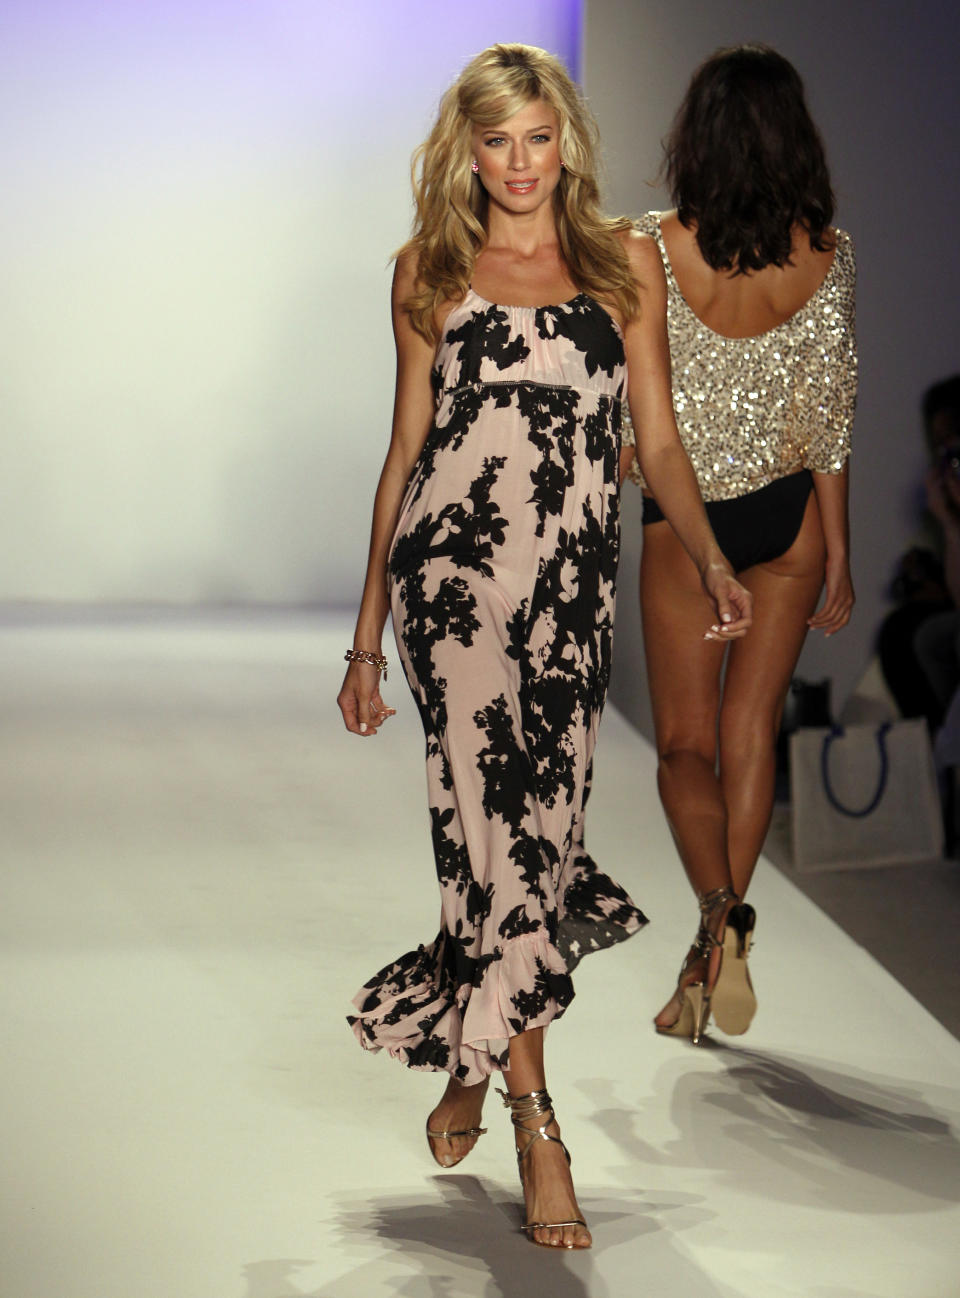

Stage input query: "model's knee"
[
  {"left": 657, "top": 739, "right": 717, "bottom": 774},
  {"left": 656, "top": 742, "right": 726, "bottom": 825}
]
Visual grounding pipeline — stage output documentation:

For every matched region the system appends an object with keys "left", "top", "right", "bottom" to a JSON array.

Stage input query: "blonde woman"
[{"left": 338, "top": 43, "right": 751, "bottom": 1249}]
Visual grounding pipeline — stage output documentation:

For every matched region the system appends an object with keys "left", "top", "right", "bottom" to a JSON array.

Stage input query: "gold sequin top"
[{"left": 623, "top": 211, "right": 857, "bottom": 499}]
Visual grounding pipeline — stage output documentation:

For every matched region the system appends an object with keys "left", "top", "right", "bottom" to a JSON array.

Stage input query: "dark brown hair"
[
  {"left": 663, "top": 45, "right": 835, "bottom": 273},
  {"left": 922, "top": 375, "right": 960, "bottom": 453}
]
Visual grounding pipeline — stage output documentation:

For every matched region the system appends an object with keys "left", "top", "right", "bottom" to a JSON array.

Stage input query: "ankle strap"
[
  {"left": 497, "top": 1087, "right": 554, "bottom": 1124},
  {"left": 497, "top": 1087, "right": 569, "bottom": 1169},
  {"left": 698, "top": 886, "right": 739, "bottom": 914},
  {"left": 694, "top": 887, "right": 740, "bottom": 950}
]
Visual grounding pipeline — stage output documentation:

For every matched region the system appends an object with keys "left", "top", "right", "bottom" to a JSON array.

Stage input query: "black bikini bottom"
[{"left": 642, "top": 469, "right": 814, "bottom": 573}]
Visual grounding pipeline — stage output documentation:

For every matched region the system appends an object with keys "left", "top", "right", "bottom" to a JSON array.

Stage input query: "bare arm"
[
  {"left": 808, "top": 464, "right": 854, "bottom": 635},
  {"left": 621, "top": 232, "right": 752, "bottom": 636},
  {"left": 337, "top": 253, "right": 437, "bottom": 735},
  {"left": 619, "top": 444, "right": 637, "bottom": 486}
]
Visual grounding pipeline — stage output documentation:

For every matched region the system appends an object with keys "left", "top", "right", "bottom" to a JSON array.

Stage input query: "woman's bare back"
[{"left": 659, "top": 209, "right": 837, "bottom": 339}]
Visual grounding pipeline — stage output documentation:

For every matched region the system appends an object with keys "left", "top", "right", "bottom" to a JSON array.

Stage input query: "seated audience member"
[{"left": 877, "top": 376, "right": 960, "bottom": 728}]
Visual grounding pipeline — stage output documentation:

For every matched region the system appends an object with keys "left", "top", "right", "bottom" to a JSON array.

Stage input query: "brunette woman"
[{"left": 621, "top": 45, "right": 857, "bottom": 1042}]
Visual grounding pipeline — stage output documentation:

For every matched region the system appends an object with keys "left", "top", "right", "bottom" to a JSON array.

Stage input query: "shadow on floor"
[
  {"left": 583, "top": 1042, "right": 960, "bottom": 1212},
  {"left": 252, "top": 1175, "right": 739, "bottom": 1298}
]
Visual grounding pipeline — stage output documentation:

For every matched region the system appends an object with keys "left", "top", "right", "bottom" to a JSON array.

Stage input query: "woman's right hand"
[
  {"left": 336, "top": 252, "right": 437, "bottom": 741},
  {"left": 701, "top": 561, "right": 753, "bottom": 640},
  {"left": 337, "top": 661, "right": 396, "bottom": 737}
]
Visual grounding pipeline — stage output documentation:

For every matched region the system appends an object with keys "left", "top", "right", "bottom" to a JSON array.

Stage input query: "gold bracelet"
[{"left": 344, "top": 648, "right": 388, "bottom": 681}]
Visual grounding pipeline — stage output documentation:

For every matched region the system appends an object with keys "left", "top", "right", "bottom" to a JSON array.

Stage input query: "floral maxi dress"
[{"left": 348, "top": 290, "right": 647, "bottom": 1085}]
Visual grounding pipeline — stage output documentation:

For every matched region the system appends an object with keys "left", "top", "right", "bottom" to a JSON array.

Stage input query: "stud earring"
[{"left": 471, "top": 160, "right": 479, "bottom": 174}]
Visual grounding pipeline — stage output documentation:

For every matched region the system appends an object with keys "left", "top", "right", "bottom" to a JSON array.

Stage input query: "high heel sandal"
[
  {"left": 710, "top": 901, "right": 757, "bottom": 1035},
  {"left": 496, "top": 1088, "right": 590, "bottom": 1249},
  {"left": 425, "top": 1119, "right": 488, "bottom": 1168},
  {"left": 655, "top": 886, "right": 740, "bottom": 1045}
]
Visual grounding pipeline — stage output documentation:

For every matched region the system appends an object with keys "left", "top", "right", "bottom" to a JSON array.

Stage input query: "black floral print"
[{"left": 348, "top": 291, "right": 647, "bottom": 1083}]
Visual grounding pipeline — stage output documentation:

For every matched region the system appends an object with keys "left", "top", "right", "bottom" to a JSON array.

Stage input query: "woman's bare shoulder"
[
  {"left": 614, "top": 231, "right": 669, "bottom": 306},
  {"left": 392, "top": 245, "right": 421, "bottom": 302},
  {"left": 391, "top": 245, "right": 462, "bottom": 347},
  {"left": 617, "top": 226, "right": 667, "bottom": 294}
]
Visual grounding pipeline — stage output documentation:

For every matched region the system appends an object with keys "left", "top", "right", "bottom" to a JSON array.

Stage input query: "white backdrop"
[
  {"left": 4, "top": 0, "right": 960, "bottom": 725},
  {"left": 0, "top": 0, "right": 581, "bottom": 603}
]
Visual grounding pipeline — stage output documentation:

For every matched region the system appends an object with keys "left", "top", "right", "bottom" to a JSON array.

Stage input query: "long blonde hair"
[{"left": 400, "top": 43, "right": 640, "bottom": 342}]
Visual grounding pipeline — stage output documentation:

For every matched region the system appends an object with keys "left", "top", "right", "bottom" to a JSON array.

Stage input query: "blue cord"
[{"left": 820, "top": 722, "right": 892, "bottom": 818}]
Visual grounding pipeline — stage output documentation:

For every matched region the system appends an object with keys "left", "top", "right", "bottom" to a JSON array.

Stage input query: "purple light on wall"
[{"left": 553, "top": 0, "right": 585, "bottom": 80}]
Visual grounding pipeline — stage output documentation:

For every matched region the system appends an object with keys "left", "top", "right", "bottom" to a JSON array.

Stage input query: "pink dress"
[{"left": 348, "top": 290, "right": 646, "bottom": 1084}]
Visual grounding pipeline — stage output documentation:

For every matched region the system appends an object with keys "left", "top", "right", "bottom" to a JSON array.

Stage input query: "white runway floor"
[{"left": 2, "top": 609, "right": 959, "bottom": 1298}]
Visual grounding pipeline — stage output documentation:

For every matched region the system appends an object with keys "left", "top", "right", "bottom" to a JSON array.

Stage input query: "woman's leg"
[
  {"left": 504, "top": 1027, "right": 590, "bottom": 1250},
  {"left": 719, "top": 495, "right": 826, "bottom": 898},
  {"left": 640, "top": 523, "right": 731, "bottom": 893},
  {"left": 640, "top": 522, "right": 735, "bottom": 1026}
]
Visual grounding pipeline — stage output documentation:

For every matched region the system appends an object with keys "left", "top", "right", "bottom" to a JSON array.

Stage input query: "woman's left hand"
[
  {"left": 701, "top": 562, "right": 753, "bottom": 640},
  {"left": 808, "top": 554, "right": 855, "bottom": 635}
]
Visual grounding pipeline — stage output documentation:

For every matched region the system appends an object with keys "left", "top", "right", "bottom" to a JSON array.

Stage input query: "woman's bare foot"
[
  {"left": 654, "top": 893, "right": 737, "bottom": 1030},
  {"left": 654, "top": 984, "right": 688, "bottom": 1031},
  {"left": 426, "top": 1075, "right": 490, "bottom": 1168},
  {"left": 516, "top": 1115, "right": 591, "bottom": 1249},
  {"left": 653, "top": 942, "right": 721, "bottom": 1030}
]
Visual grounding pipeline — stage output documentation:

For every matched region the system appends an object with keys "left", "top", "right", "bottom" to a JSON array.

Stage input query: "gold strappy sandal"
[
  {"left": 425, "top": 1119, "right": 488, "bottom": 1168},
  {"left": 497, "top": 1088, "right": 590, "bottom": 1249},
  {"left": 655, "top": 886, "right": 740, "bottom": 1045}
]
